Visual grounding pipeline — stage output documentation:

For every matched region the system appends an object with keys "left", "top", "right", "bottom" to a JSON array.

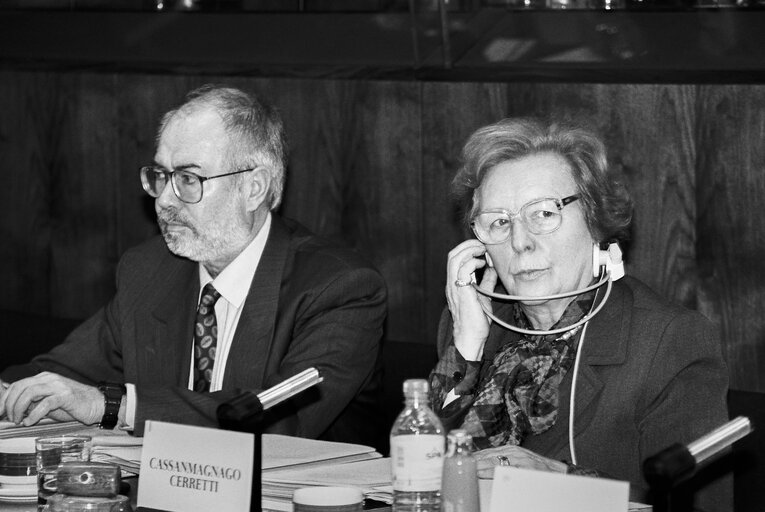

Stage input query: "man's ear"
[{"left": 245, "top": 167, "right": 270, "bottom": 212}]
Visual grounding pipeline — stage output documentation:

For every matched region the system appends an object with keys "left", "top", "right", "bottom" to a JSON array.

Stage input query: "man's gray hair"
[{"left": 158, "top": 84, "right": 287, "bottom": 210}]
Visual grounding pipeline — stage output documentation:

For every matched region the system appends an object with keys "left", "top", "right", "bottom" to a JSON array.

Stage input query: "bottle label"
[{"left": 390, "top": 434, "right": 444, "bottom": 492}]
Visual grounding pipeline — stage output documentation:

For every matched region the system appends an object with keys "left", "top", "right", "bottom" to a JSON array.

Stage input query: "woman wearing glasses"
[{"left": 430, "top": 118, "right": 730, "bottom": 511}]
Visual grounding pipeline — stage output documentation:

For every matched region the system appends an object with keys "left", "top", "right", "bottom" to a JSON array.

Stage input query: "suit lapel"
[
  {"left": 140, "top": 254, "right": 199, "bottom": 387},
  {"left": 522, "top": 280, "right": 632, "bottom": 458},
  {"left": 224, "top": 216, "right": 291, "bottom": 388},
  {"left": 568, "top": 280, "right": 632, "bottom": 449}
]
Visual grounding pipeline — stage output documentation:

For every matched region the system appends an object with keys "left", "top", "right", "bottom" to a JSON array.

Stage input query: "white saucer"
[
  {"left": 0, "top": 437, "right": 36, "bottom": 454},
  {"left": 0, "top": 483, "right": 37, "bottom": 497},
  {"left": 0, "top": 494, "right": 37, "bottom": 503},
  {"left": 0, "top": 474, "right": 36, "bottom": 485}
]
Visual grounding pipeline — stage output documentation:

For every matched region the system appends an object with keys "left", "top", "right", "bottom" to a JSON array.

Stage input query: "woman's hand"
[
  {"left": 446, "top": 239, "right": 498, "bottom": 361},
  {"left": 475, "top": 445, "right": 568, "bottom": 479}
]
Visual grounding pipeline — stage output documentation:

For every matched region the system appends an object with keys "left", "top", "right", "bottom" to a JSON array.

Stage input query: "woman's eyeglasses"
[{"left": 470, "top": 195, "right": 580, "bottom": 245}]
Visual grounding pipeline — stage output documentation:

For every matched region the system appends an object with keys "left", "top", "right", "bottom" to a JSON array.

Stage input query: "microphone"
[
  {"left": 217, "top": 367, "right": 323, "bottom": 430},
  {"left": 642, "top": 416, "right": 752, "bottom": 488}
]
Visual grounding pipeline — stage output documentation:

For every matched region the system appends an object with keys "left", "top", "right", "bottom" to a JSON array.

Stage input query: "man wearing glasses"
[{"left": 0, "top": 85, "right": 387, "bottom": 444}]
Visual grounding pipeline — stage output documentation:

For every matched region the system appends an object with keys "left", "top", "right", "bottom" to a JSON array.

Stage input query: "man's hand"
[{"left": 0, "top": 372, "right": 103, "bottom": 426}]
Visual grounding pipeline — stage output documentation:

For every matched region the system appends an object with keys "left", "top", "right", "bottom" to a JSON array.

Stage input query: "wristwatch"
[{"left": 97, "top": 382, "right": 126, "bottom": 430}]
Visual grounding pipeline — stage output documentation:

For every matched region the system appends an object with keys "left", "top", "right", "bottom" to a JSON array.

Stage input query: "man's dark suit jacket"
[
  {"left": 433, "top": 276, "right": 731, "bottom": 512},
  {"left": 2, "top": 215, "right": 387, "bottom": 445}
]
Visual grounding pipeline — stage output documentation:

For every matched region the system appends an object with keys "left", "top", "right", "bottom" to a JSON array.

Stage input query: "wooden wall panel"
[
  {"left": 115, "top": 75, "right": 202, "bottom": 255},
  {"left": 1, "top": 70, "right": 765, "bottom": 391},
  {"left": 0, "top": 71, "right": 58, "bottom": 315},
  {"left": 48, "top": 74, "right": 120, "bottom": 319},
  {"left": 421, "top": 82, "right": 509, "bottom": 346},
  {"left": 255, "top": 79, "right": 353, "bottom": 235},
  {"left": 696, "top": 85, "right": 765, "bottom": 391},
  {"left": 348, "top": 81, "right": 424, "bottom": 344},
  {"left": 603, "top": 85, "right": 698, "bottom": 308},
  {"left": 262, "top": 79, "right": 426, "bottom": 344}
]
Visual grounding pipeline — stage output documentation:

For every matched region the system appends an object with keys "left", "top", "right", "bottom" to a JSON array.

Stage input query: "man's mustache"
[{"left": 157, "top": 208, "right": 194, "bottom": 232}]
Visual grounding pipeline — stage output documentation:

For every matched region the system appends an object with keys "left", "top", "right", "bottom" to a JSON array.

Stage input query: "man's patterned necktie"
[{"left": 193, "top": 283, "right": 221, "bottom": 393}]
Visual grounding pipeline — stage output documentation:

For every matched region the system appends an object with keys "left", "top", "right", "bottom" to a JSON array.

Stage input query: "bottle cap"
[
  {"left": 447, "top": 429, "right": 472, "bottom": 443},
  {"left": 402, "top": 379, "right": 429, "bottom": 395}
]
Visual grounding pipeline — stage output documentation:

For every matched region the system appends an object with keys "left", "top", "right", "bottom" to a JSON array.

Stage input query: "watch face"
[{"left": 99, "top": 384, "right": 126, "bottom": 400}]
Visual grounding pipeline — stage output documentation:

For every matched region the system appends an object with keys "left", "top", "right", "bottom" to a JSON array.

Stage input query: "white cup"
[{"left": 292, "top": 486, "right": 363, "bottom": 512}]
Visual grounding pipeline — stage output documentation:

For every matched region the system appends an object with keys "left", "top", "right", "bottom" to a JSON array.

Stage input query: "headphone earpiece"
[
  {"left": 592, "top": 242, "right": 625, "bottom": 281},
  {"left": 485, "top": 252, "right": 494, "bottom": 268}
]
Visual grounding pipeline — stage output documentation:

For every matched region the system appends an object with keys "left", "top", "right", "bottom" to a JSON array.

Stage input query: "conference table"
[
  {"left": 1, "top": 477, "right": 653, "bottom": 512},
  {"left": 0, "top": 422, "right": 652, "bottom": 512}
]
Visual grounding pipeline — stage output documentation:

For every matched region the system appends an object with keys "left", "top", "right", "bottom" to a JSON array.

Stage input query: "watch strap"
[{"left": 97, "top": 382, "right": 126, "bottom": 430}]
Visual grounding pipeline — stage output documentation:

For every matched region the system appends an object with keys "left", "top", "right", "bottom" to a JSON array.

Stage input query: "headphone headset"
[
  {"left": 474, "top": 241, "right": 623, "bottom": 336},
  {"left": 483, "top": 242, "right": 623, "bottom": 280},
  {"left": 592, "top": 242, "right": 624, "bottom": 280},
  {"left": 473, "top": 240, "right": 624, "bottom": 465}
]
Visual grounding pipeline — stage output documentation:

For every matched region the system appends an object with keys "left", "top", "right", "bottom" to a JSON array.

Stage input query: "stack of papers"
[
  {"left": 0, "top": 419, "right": 84, "bottom": 439},
  {"left": 264, "top": 458, "right": 392, "bottom": 506},
  {"left": 262, "top": 434, "right": 381, "bottom": 470},
  {"left": 89, "top": 432, "right": 143, "bottom": 475},
  {"left": 261, "top": 435, "right": 390, "bottom": 511}
]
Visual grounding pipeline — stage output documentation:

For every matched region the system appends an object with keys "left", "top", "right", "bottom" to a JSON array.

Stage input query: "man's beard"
[
  {"left": 156, "top": 207, "right": 249, "bottom": 266},
  {"left": 157, "top": 208, "right": 207, "bottom": 261}
]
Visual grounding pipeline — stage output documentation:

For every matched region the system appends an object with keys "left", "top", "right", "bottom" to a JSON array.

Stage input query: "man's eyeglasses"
[
  {"left": 140, "top": 166, "right": 255, "bottom": 204},
  {"left": 470, "top": 195, "right": 580, "bottom": 245}
]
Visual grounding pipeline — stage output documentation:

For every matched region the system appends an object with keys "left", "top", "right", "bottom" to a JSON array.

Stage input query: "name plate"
[
  {"left": 137, "top": 420, "right": 255, "bottom": 512},
  {"left": 490, "top": 466, "right": 629, "bottom": 512}
]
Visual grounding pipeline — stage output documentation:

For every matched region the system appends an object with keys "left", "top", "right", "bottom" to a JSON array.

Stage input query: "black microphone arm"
[
  {"left": 643, "top": 415, "right": 752, "bottom": 488},
  {"left": 217, "top": 367, "right": 323, "bottom": 429}
]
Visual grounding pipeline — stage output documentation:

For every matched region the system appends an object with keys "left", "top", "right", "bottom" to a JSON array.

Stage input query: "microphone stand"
[
  {"left": 642, "top": 416, "right": 752, "bottom": 512},
  {"left": 216, "top": 368, "right": 323, "bottom": 512}
]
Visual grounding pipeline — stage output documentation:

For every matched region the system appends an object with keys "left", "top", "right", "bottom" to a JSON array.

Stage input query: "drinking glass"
[{"left": 35, "top": 435, "right": 92, "bottom": 510}]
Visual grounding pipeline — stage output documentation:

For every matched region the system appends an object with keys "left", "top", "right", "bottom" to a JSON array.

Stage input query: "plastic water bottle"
[
  {"left": 441, "top": 430, "right": 480, "bottom": 512},
  {"left": 390, "top": 379, "right": 445, "bottom": 512}
]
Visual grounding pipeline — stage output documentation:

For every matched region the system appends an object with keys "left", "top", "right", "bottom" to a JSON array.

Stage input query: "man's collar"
[{"left": 198, "top": 212, "right": 272, "bottom": 307}]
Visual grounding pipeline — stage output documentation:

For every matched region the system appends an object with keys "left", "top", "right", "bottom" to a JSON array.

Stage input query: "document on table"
[
  {"left": 264, "top": 457, "right": 391, "bottom": 493},
  {"left": 262, "top": 434, "right": 381, "bottom": 471},
  {"left": 0, "top": 419, "right": 84, "bottom": 438},
  {"left": 89, "top": 431, "right": 143, "bottom": 475},
  {"left": 479, "top": 478, "right": 651, "bottom": 512}
]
